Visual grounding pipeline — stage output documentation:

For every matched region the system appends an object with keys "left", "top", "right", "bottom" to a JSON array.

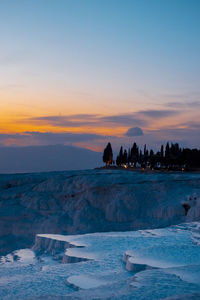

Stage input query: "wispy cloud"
[
  {"left": 100, "top": 114, "right": 147, "bottom": 126},
  {"left": 30, "top": 114, "right": 99, "bottom": 127},
  {"left": 165, "top": 100, "right": 200, "bottom": 108},
  {"left": 138, "top": 109, "right": 179, "bottom": 118},
  {"left": 177, "top": 121, "right": 200, "bottom": 129},
  {"left": 27, "top": 131, "right": 110, "bottom": 143},
  {"left": 4, "top": 110, "right": 196, "bottom": 149},
  {"left": 23, "top": 110, "right": 183, "bottom": 133},
  {"left": 0, "top": 131, "right": 113, "bottom": 147},
  {"left": 27, "top": 112, "right": 153, "bottom": 128}
]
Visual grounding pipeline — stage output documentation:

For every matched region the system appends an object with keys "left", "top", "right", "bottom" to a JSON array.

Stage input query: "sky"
[{"left": 0, "top": 0, "right": 200, "bottom": 152}]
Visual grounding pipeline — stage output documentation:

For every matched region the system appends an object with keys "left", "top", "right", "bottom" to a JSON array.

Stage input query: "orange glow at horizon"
[
  {"left": 0, "top": 109, "right": 194, "bottom": 136},
  {"left": 1, "top": 93, "right": 198, "bottom": 150}
]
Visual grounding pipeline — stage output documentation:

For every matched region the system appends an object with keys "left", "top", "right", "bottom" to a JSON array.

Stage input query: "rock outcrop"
[
  {"left": 32, "top": 234, "right": 90, "bottom": 263},
  {"left": 123, "top": 250, "right": 156, "bottom": 272}
]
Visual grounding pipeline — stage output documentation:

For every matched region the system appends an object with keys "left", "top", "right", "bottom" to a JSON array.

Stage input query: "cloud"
[
  {"left": 138, "top": 109, "right": 179, "bottom": 118},
  {"left": 178, "top": 121, "right": 200, "bottom": 129},
  {"left": 23, "top": 111, "right": 182, "bottom": 138},
  {"left": 125, "top": 127, "right": 144, "bottom": 137},
  {"left": 101, "top": 114, "right": 147, "bottom": 126},
  {"left": 142, "top": 126, "right": 200, "bottom": 149},
  {"left": 165, "top": 100, "right": 200, "bottom": 109},
  {"left": 0, "top": 131, "right": 112, "bottom": 147},
  {"left": 0, "top": 133, "right": 27, "bottom": 144},
  {"left": 27, "top": 131, "right": 109, "bottom": 143},
  {"left": 28, "top": 113, "right": 148, "bottom": 128},
  {"left": 1, "top": 124, "right": 200, "bottom": 153},
  {"left": 29, "top": 114, "right": 99, "bottom": 127}
]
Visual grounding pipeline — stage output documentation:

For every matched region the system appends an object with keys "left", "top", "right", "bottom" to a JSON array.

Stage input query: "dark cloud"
[
  {"left": 178, "top": 122, "right": 200, "bottom": 129},
  {"left": 28, "top": 113, "right": 148, "bottom": 127},
  {"left": 0, "top": 133, "right": 29, "bottom": 144},
  {"left": 0, "top": 131, "right": 112, "bottom": 147},
  {"left": 1, "top": 125, "right": 200, "bottom": 152},
  {"left": 29, "top": 114, "right": 99, "bottom": 127},
  {"left": 33, "top": 114, "right": 99, "bottom": 121},
  {"left": 27, "top": 132, "right": 109, "bottom": 143},
  {"left": 165, "top": 101, "right": 200, "bottom": 108},
  {"left": 125, "top": 127, "right": 144, "bottom": 137},
  {"left": 143, "top": 126, "right": 200, "bottom": 149},
  {"left": 138, "top": 109, "right": 179, "bottom": 118},
  {"left": 101, "top": 114, "right": 147, "bottom": 126},
  {"left": 0, "top": 133, "right": 23, "bottom": 140},
  {"left": 158, "top": 127, "right": 200, "bottom": 139},
  {"left": 26, "top": 110, "right": 181, "bottom": 131}
]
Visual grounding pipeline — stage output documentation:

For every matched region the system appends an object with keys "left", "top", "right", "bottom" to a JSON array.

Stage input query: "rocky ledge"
[{"left": 32, "top": 234, "right": 91, "bottom": 263}]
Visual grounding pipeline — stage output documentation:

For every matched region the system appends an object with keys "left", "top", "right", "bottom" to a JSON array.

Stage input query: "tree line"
[{"left": 103, "top": 142, "right": 200, "bottom": 170}]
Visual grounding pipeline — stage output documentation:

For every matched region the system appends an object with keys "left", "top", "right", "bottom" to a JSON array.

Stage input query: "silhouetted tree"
[
  {"left": 123, "top": 149, "right": 128, "bottom": 165},
  {"left": 160, "top": 145, "right": 164, "bottom": 161},
  {"left": 128, "top": 148, "right": 131, "bottom": 165},
  {"left": 143, "top": 144, "right": 148, "bottom": 165},
  {"left": 116, "top": 146, "right": 124, "bottom": 166},
  {"left": 112, "top": 142, "right": 200, "bottom": 170},
  {"left": 130, "top": 142, "right": 139, "bottom": 164},
  {"left": 103, "top": 143, "right": 113, "bottom": 166},
  {"left": 149, "top": 149, "right": 155, "bottom": 167},
  {"left": 165, "top": 142, "right": 170, "bottom": 165}
]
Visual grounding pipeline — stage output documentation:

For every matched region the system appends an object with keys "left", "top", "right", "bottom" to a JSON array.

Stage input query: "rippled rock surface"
[{"left": 1, "top": 169, "right": 200, "bottom": 254}]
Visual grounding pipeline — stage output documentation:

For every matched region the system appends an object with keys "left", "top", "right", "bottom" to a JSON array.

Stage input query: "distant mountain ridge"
[{"left": 0, "top": 145, "right": 102, "bottom": 173}]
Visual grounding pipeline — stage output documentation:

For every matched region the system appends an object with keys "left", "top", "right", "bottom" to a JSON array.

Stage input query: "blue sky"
[{"left": 0, "top": 0, "right": 200, "bottom": 151}]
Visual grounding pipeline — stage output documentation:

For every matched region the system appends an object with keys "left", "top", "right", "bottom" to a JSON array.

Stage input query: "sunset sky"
[{"left": 0, "top": 0, "right": 200, "bottom": 151}]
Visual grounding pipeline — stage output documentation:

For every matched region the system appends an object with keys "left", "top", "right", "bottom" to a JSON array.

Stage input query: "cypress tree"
[
  {"left": 103, "top": 143, "right": 113, "bottom": 166},
  {"left": 123, "top": 149, "right": 128, "bottom": 165}
]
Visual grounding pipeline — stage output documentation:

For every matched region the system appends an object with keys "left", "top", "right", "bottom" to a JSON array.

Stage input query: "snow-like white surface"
[
  {"left": 1, "top": 222, "right": 200, "bottom": 299},
  {"left": 37, "top": 234, "right": 86, "bottom": 247},
  {"left": 67, "top": 275, "right": 106, "bottom": 289},
  {"left": 0, "top": 249, "right": 35, "bottom": 265},
  {"left": 65, "top": 248, "right": 97, "bottom": 260}
]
